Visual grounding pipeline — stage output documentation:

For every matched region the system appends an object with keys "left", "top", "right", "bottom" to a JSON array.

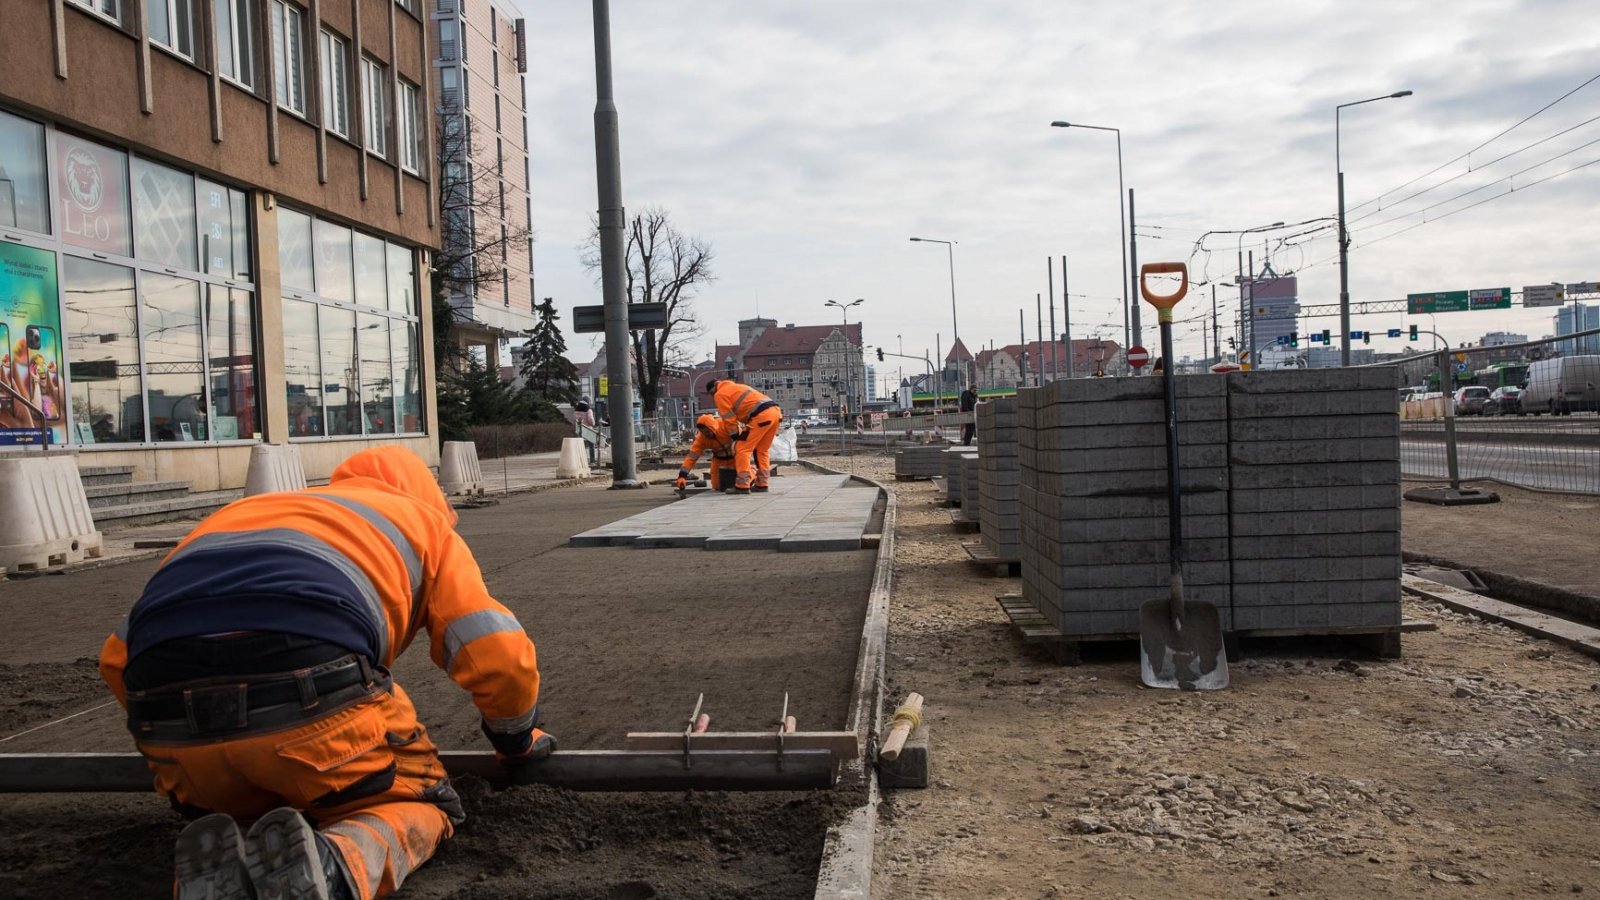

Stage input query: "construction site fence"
[{"left": 1374, "top": 329, "right": 1600, "bottom": 495}]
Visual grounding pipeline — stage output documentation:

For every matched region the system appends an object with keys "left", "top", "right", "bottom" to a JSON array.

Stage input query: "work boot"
[
  {"left": 244, "top": 808, "right": 331, "bottom": 900},
  {"left": 174, "top": 813, "right": 255, "bottom": 900},
  {"left": 734, "top": 487, "right": 751, "bottom": 495},
  {"left": 751, "top": 485, "right": 769, "bottom": 493}
]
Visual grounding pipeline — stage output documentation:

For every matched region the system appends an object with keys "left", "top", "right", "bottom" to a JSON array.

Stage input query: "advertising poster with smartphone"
[{"left": 0, "top": 241, "right": 66, "bottom": 446}]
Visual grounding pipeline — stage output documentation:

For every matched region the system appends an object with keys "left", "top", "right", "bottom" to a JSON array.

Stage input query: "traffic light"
[
  {"left": 876, "top": 347, "right": 884, "bottom": 362},
  {"left": 1409, "top": 324, "right": 1419, "bottom": 341},
  {"left": 1321, "top": 329, "right": 1331, "bottom": 345},
  {"left": 1363, "top": 332, "right": 1371, "bottom": 345},
  {"left": 1289, "top": 331, "right": 1299, "bottom": 348}
]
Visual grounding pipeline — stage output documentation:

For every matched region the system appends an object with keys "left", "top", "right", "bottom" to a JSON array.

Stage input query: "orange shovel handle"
[{"left": 1139, "top": 262, "right": 1188, "bottom": 323}]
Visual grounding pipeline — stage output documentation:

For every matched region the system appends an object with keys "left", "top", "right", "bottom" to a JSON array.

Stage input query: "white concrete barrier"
[
  {"left": 439, "top": 441, "right": 484, "bottom": 496},
  {"left": 243, "top": 443, "right": 308, "bottom": 496},
  {"left": 0, "top": 455, "right": 104, "bottom": 573},
  {"left": 555, "top": 437, "right": 591, "bottom": 479}
]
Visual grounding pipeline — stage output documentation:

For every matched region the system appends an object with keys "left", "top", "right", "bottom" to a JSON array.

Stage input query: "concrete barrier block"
[
  {"left": 440, "top": 441, "right": 485, "bottom": 496},
  {"left": 1229, "top": 415, "right": 1399, "bottom": 442},
  {"left": 1230, "top": 508, "right": 1400, "bottom": 536},
  {"left": 1230, "top": 438, "right": 1399, "bottom": 466},
  {"left": 1230, "top": 532, "right": 1400, "bottom": 560},
  {"left": 556, "top": 437, "right": 592, "bottom": 478},
  {"left": 243, "top": 443, "right": 308, "bottom": 496},
  {"left": 1231, "top": 485, "right": 1400, "bottom": 513},
  {"left": 1229, "top": 461, "right": 1401, "bottom": 490},
  {"left": 1232, "top": 556, "right": 1402, "bottom": 583},
  {"left": 0, "top": 455, "right": 104, "bottom": 573}
]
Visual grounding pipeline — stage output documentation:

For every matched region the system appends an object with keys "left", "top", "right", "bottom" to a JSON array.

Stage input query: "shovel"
[{"left": 1136, "top": 262, "right": 1229, "bottom": 691}]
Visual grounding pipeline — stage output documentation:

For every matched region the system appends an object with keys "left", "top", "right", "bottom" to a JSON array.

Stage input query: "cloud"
[{"left": 521, "top": 0, "right": 1600, "bottom": 370}]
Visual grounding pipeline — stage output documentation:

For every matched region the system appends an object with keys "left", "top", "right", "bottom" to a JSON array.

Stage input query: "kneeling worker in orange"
[
  {"left": 706, "top": 377, "right": 783, "bottom": 492},
  {"left": 676, "top": 413, "right": 745, "bottom": 492},
  {"left": 98, "top": 446, "right": 553, "bottom": 900}
]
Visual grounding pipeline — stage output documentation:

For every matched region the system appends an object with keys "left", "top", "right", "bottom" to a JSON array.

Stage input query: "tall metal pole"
[
  {"left": 591, "top": 0, "right": 636, "bottom": 486},
  {"left": 946, "top": 242, "right": 962, "bottom": 391},
  {"left": 1018, "top": 309, "right": 1027, "bottom": 387},
  {"left": 1338, "top": 167, "right": 1351, "bottom": 367},
  {"left": 1128, "top": 187, "right": 1141, "bottom": 355},
  {"left": 934, "top": 332, "right": 942, "bottom": 409},
  {"left": 1062, "top": 256, "right": 1073, "bottom": 378},
  {"left": 1035, "top": 292, "right": 1044, "bottom": 388},
  {"left": 1047, "top": 259, "right": 1058, "bottom": 381},
  {"left": 1211, "top": 283, "right": 1220, "bottom": 365}
]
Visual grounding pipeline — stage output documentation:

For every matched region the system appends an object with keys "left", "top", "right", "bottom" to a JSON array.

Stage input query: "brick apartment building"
[{"left": 0, "top": 0, "right": 440, "bottom": 487}]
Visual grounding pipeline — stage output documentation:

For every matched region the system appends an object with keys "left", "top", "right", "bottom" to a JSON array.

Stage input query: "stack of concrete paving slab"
[
  {"left": 977, "top": 399, "right": 1020, "bottom": 560},
  {"left": 943, "top": 446, "right": 979, "bottom": 507},
  {"left": 959, "top": 453, "right": 983, "bottom": 519},
  {"left": 894, "top": 445, "right": 947, "bottom": 480},
  {"left": 1227, "top": 368, "right": 1402, "bottom": 630},
  {"left": 1018, "top": 377, "right": 1232, "bottom": 636}
]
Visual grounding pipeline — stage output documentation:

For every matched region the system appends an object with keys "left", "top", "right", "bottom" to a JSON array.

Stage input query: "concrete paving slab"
[{"left": 569, "top": 474, "right": 875, "bottom": 552}]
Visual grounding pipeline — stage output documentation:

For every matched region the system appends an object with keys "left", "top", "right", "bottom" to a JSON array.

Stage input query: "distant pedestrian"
[
  {"left": 574, "top": 397, "right": 595, "bottom": 429},
  {"left": 959, "top": 386, "right": 978, "bottom": 445}
]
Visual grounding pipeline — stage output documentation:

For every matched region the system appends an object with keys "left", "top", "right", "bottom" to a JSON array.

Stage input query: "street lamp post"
[
  {"left": 1338, "top": 89, "right": 1413, "bottom": 366},
  {"left": 909, "top": 237, "right": 963, "bottom": 392},
  {"left": 825, "top": 298, "right": 864, "bottom": 446},
  {"left": 1051, "top": 121, "right": 1131, "bottom": 351}
]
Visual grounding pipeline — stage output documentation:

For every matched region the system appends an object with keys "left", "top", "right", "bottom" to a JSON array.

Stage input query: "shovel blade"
[{"left": 1138, "top": 599, "right": 1230, "bottom": 690}]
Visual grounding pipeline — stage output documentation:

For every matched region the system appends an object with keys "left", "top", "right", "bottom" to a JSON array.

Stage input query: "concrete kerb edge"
[
  {"left": 1401, "top": 550, "right": 1600, "bottom": 625},
  {"left": 803, "top": 458, "right": 893, "bottom": 900}
]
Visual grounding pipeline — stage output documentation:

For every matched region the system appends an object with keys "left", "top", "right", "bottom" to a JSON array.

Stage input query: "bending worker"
[
  {"left": 98, "top": 446, "right": 554, "bottom": 900},
  {"left": 676, "top": 412, "right": 746, "bottom": 493},
  {"left": 705, "top": 377, "right": 782, "bottom": 493}
]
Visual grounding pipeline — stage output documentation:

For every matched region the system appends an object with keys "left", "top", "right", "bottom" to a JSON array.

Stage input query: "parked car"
[
  {"left": 1522, "top": 355, "right": 1600, "bottom": 416},
  {"left": 1452, "top": 386, "right": 1492, "bottom": 415},
  {"left": 1483, "top": 386, "right": 1523, "bottom": 416}
]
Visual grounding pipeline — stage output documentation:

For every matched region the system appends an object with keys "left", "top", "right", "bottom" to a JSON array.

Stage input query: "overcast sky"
[{"left": 519, "top": 0, "right": 1599, "bottom": 381}]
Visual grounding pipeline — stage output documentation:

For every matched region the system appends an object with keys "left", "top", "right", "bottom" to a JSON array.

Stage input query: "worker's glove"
[
  {"left": 483, "top": 719, "right": 557, "bottom": 767},
  {"left": 732, "top": 425, "right": 750, "bottom": 441},
  {"left": 675, "top": 476, "right": 688, "bottom": 490}
]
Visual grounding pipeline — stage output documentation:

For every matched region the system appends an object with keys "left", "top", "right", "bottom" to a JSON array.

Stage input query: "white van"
[{"left": 1521, "top": 355, "right": 1600, "bottom": 415}]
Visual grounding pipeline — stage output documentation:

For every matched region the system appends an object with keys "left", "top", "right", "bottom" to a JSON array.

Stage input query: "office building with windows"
[
  {"left": 0, "top": 0, "right": 440, "bottom": 489},
  {"left": 429, "top": 0, "right": 533, "bottom": 365},
  {"left": 1554, "top": 303, "right": 1599, "bottom": 356}
]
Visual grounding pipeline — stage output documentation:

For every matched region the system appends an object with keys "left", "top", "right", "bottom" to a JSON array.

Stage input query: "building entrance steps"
[{"left": 569, "top": 473, "right": 879, "bottom": 551}]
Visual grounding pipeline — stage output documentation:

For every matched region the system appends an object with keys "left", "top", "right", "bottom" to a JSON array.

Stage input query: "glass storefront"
[
  {"left": 279, "top": 206, "right": 424, "bottom": 441},
  {"left": 2, "top": 109, "right": 258, "bottom": 446}
]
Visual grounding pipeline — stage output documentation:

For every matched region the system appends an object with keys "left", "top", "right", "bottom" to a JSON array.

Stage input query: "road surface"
[{"left": 1401, "top": 438, "right": 1600, "bottom": 493}]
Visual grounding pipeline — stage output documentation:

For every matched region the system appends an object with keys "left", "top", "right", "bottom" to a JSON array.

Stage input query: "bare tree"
[
  {"left": 433, "top": 111, "right": 533, "bottom": 374},
  {"left": 583, "top": 207, "right": 713, "bottom": 415}
]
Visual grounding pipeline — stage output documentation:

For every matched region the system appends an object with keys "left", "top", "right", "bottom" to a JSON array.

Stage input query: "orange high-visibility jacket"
[
  {"left": 98, "top": 447, "right": 540, "bottom": 739},
  {"left": 711, "top": 380, "right": 779, "bottom": 423},
  {"left": 681, "top": 417, "right": 741, "bottom": 471}
]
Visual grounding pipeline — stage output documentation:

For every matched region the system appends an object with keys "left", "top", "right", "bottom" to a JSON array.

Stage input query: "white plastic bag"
[{"left": 770, "top": 423, "right": 798, "bottom": 463}]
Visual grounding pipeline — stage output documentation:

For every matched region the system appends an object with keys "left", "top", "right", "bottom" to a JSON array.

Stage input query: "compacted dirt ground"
[
  {"left": 0, "top": 477, "right": 874, "bottom": 899},
  {"left": 847, "top": 454, "right": 1600, "bottom": 899}
]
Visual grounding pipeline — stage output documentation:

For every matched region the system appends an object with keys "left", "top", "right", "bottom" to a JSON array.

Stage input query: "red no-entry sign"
[{"left": 1127, "top": 345, "right": 1150, "bottom": 368}]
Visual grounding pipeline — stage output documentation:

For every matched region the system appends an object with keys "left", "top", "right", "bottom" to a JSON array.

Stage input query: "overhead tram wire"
[{"left": 1343, "top": 71, "right": 1600, "bottom": 217}]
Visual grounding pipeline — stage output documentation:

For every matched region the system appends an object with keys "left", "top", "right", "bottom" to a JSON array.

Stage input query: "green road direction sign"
[
  {"left": 1468, "top": 287, "right": 1511, "bottom": 310},
  {"left": 1407, "top": 290, "right": 1468, "bottom": 314},
  {"left": 1406, "top": 288, "right": 1510, "bottom": 314}
]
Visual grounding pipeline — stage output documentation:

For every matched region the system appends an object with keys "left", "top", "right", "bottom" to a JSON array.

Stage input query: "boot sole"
[
  {"left": 245, "top": 808, "right": 331, "bottom": 900},
  {"left": 175, "top": 814, "right": 255, "bottom": 900}
]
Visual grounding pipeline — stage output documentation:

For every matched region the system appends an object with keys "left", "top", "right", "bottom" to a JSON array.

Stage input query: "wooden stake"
[{"left": 879, "top": 692, "right": 924, "bottom": 762}]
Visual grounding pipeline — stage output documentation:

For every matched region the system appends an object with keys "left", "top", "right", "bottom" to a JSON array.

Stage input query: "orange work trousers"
[
  {"left": 137, "top": 683, "right": 455, "bottom": 900},
  {"left": 734, "top": 408, "right": 783, "bottom": 489}
]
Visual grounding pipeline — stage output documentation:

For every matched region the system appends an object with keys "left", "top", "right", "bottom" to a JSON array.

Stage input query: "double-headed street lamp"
[
  {"left": 1337, "top": 89, "right": 1412, "bottom": 366},
  {"left": 824, "top": 298, "right": 864, "bottom": 424},
  {"left": 908, "top": 237, "right": 963, "bottom": 391},
  {"left": 1050, "top": 120, "right": 1131, "bottom": 351}
]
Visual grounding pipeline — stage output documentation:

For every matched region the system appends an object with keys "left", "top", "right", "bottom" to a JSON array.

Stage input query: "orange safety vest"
[{"left": 711, "top": 380, "right": 778, "bottom": 423}]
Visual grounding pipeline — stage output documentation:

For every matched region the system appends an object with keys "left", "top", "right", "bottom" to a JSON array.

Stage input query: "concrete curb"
[
  {"left": 805, "top": 458, "right": 894, "bottom": 900},
  {"left": 1401, "top": 574, "right": 1600, "bottom": 660},
  {"left": 1401, "top": 550, "right": 1600, "bottom": 625}
]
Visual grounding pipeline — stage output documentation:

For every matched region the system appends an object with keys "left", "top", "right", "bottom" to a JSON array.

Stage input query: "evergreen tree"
[
  {"left": 437, "top": 356, "right": 562, "bottom": 441},
  {"left": 518, "top": 297, "right": 579, "bottom": 404}
]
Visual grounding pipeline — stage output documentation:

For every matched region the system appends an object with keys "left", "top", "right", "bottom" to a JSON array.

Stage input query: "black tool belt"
[{"left": 127, "top": 654, "right": 389, "bottom": 744}]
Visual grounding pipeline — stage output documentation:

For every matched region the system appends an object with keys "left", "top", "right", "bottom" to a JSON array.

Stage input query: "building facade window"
[
  {"left": 397, "top": 80, "right": 421, "bottom": 174},
  {"left": 320, "top": 30, "right": 351, "bottom": 138},
  {"left": 439, "top": 66, "right": 459, "bottom": 108},
  {"left": 437, "top": 19, "right": 457, "bottom": 61},
  {"left": 278, "top": 207, "right": 423, "bottom": 440},
  {"left": 214, "top": 0, "right": 259, "bottom": 90},
  {"left": 270, "top": 0, "right": 307, "bottom": 115},
  {"left": 66, "top": 0, "right": 122, "bottom": 26},
  {"left": 362, "top": 58, "right": 390, "bottom": 157},
  {"left": 147, "top": 0, "right": 198, "bottom": 60},
  {"left": 0, "top": 112, "right": 261, "bottom": 448}
]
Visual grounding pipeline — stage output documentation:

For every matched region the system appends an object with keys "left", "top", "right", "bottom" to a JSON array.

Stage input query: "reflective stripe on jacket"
[
  {"left": 99, "top": 446, "right": 540, "bottom": 739},
  {"left": 711, "top": 380, "right": 777, "bottom": 423}
]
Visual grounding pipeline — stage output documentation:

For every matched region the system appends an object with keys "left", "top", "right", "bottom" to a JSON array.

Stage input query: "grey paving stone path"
[{"left": 569, "top": 474, "right": 877, "bottom": 552}]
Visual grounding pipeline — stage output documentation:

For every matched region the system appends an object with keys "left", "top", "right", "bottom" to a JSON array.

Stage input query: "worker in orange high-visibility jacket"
[
  {"left": 705, "top": 378, "right": 783, "bottom": 492},
  {"left": 676, "top": 413, "right": 746, "bottom": 493},
  {"left": 98, "top": 446, "right": 553, "bottom": 900}
]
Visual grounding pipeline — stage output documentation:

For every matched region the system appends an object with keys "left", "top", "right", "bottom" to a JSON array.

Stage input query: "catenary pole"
[{"left": 591, "top": 0, "right": 636, "bottom": 485}]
